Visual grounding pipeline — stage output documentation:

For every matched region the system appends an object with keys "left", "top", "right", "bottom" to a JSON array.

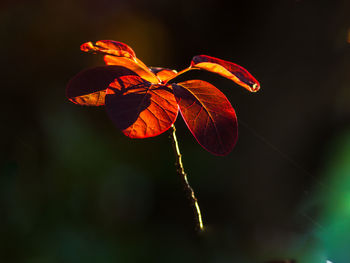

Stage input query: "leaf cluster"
[{"left": 67, "top": 40, "right": 260, "bottom": 155}]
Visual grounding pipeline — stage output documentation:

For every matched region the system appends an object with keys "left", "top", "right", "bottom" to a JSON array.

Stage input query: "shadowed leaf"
[
  {"left": 150, "top": 67, "right": 178, "bottom": 83},
  {"left": 172, "top": 80, "right": 238, "bottom": 155},
  {"left": 105, "top": 75, "right": 178, "bottom": 138},
  {"left": 66, "top": 66, "right": 138, "bottom": 106},
  {"left": 191, "top": 55, "right": 260, "bottom": 92}
]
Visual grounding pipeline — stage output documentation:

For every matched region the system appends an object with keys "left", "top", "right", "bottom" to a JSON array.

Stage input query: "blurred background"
[{"left": 1, "top": 0, "right": 350, "bottom": 262}]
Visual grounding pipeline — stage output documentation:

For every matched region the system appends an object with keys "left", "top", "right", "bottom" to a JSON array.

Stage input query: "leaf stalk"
[
  {"left": 169, "top": 124, "right": 204, "bottom": 231},
  {"left": 164, "top": 67, "right": 200, "bottom": 84}
]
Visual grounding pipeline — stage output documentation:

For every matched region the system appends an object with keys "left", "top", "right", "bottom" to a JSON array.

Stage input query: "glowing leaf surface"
[
  {"left": 172, "top": 80, "right": 238, "bottom": 155},
  {"left": 105, "top": 75, "right": 178, "bottom": 138},
  {"left": 81, "top": 40, "right": 159, "bottom": 83},
  {"left": 104, "top": 55, "right": 159, "bottom": 83},
  {"left": 66, "top": 66, "right": 137, "bottom": 106},
  {"left": 191, "top": 55, "right": 260, "bottom": 92},
  {"left": 150, "top": 67, "right": 178, "bottom": 83},
  {"left": 81, "top": 40, "right": 136, "bottom": 59}
]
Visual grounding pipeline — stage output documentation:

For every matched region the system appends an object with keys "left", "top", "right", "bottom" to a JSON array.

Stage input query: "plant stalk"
[
  {"left": 169, "top": 124, "right": 204, "bottom": 231},
  {"left": 164, "top": 67, "right": 200, "bottom": 84}
]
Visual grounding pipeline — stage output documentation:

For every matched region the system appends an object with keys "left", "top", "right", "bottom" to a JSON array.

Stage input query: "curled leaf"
[
  {"left": 105, "top": 75, "right": 178, "bottom": 138},
  {"left": 81, "top": 40, "right": 136, "bottom": 59},
  {"left": 66, "top": 66, "right": 137, "bottom": 106},
  {"left": 150, "top": 67, "right": 178, "bottom": 83},
  {"left": 104, "top": 55, "right": 159, "bottom": 83},
  {"left": 191, "top": 55, "right": 260, "bottom": 92},
  {"left": 80, "top": 40, "right": 159, "bottom": 83},
  {"left": 172, "top": 80, "right": 238, "bottom": 156}
]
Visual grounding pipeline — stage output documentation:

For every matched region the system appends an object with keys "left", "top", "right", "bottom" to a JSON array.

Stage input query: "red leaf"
[
  {"left": 191, "top": 55, "right": 260, "bottom": 92},
  {"left": 105, "top": 75, "right": 178, "bottom": 138},
  {"left": 66, "top": 66, "right": 137, "bottom": 106},
  {"left": 150, "top": 67, "right": 178, "bottom": 83},
  {"left": 81, "top": 40, "right": 159, "bottom": 83},
  {"left": 172, "top": 80, "right": 238, "bottom": 155},
  {"left": 81, "top": 40, "right": 136, "bottom": 59},
  {"left": 104, "top": 55, "right": 159, "bottom": 83}
]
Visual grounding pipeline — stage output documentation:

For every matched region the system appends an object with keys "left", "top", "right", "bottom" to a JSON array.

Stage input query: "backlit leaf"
[
  {"left": 66, "top": 66, "right": 138, "bottom": 106},
  {"left": 81, "top": 40, "right": 159, "bottom": 83},
  {"left": 104, "top": 55, "right": 159, "bottom": 83},
  {"left": 81, "top": 40, "right": 136, "bottom": 59},
  {"left": 105, "top": 75, "right": 178, "bottom": 138},
  {"left": 150, "top": 67, "right": 178, "bottom": 83},
  {"left": 172, "top": 80, "right": 238, "bottom": 155},
  {"left": 191, "top": 55, "right": 260, "bottom": 92}
]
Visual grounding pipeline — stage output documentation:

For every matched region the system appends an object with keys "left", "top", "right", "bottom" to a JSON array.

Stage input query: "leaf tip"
[
  {"left": 250, "top": 82, "right": 260, "bottom": 92},
  {"left": 80, "top": 41, "right": 95, "bottom": 52}
]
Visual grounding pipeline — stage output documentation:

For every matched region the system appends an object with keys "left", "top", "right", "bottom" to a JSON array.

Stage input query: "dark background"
[{"left": 1, "top": 0, "right": 350, "bottom": 262}]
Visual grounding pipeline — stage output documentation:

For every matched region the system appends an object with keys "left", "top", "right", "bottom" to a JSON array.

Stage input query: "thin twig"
[{"left": 169, "top": 124, "right": 204, "bottom": 231}]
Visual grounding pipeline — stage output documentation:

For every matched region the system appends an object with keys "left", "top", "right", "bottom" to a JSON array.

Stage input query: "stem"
[
  {"left": 164, "top": 67, "right": 200, "bottom": 84},
  {"left": 169, "top": 124, "right": 204, "bottom": 231}
]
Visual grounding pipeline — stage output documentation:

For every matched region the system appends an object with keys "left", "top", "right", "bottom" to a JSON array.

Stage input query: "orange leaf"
[
  {"left": 150, "top": 67, "right": 178, "bottom": 83},
  {"left": 191, "top": 55, "right": 260, "bottom": 92},
  {"left": 105, "top": 75, "right": 178, "bottom": 138},
  {"left": 66, "top": 66, "right": 138, "bottom": 106},
  {"left": 104, "top": 55, "right": 159, "bottom": 84},
  {"left": 172, "top": 80, "right": 238, "bottom": 155},
  {"left": 81, "top": 40, "right": 136, "bottom": 59},
  {"left": 81, "top": 40, "right": 159, "bottom": 83}
]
